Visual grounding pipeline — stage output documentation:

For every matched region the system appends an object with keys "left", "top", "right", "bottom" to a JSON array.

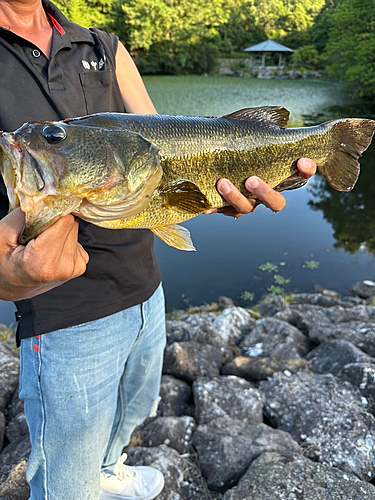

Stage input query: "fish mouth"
[
  {"left": 0, "top": 131, "right": 23, "bottom": 210},
  {"left": 0, "top": 131, "right": 59, "bottom": 211}
]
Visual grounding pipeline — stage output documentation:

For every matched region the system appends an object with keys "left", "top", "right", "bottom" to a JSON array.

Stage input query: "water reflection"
[{"left": 308, "top": 142, "right": 375, "bottom": 254}]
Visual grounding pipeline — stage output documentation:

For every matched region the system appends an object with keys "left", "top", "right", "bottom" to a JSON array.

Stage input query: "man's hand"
[
  {"left": 205, "top": 158, "right": 317, "bottom": 218},
  {"left": 0, "top": 209, "right": 89, "bottom": 301}
]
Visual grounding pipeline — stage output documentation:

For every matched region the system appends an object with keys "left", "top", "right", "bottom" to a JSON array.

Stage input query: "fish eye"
[{"left": 41, "top": 125, "right": 67, "bottom": 144}]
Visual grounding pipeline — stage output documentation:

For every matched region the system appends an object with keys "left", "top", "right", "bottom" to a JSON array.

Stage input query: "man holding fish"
[{"left": 0, "top": 0, "right": 316, "bottom": 498}]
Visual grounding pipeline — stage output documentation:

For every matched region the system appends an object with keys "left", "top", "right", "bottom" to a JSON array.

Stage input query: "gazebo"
[{"left": 243, "top": 40, "right": 293, "bottom": 69}]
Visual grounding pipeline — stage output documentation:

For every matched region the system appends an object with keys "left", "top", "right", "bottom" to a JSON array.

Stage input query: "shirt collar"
[{"left": 42, "top": 0, "right": 94, "bottom": 44}]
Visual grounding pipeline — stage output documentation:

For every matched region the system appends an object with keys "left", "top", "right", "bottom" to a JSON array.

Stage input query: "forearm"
[{"left": 115, "top": 42, "right": 157, "bottom": 115}]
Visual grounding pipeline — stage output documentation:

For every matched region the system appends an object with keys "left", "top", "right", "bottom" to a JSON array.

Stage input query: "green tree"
[
  {"left": 111, "top": 0, "right": 241, "bottom": 74},
  {"left": 310, "top": 0, "right": 338, "bottom": 53},
  {"left": 292, "top": 44, "right": 321, "bottom": 69},
  {"left": 324, "top": 0, "right": 375, "bottom": 99},
  {"left": 54, "top": 0, "right": 114, "bottom": 28},
  {"left": 217, "top": 2, "right": 266, "bottom": 53},
  {"left": 253, "top": 0, "right": 326, "bottom": 47}
]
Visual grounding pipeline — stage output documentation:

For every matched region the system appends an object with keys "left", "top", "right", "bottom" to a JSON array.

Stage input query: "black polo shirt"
[{"left": 0, "top": 1, "right": 162, "bottom": 339}]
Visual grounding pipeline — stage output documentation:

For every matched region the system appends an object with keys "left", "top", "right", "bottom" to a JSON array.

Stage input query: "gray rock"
[
  {"left": 239, "top": 318, "right": 311, "bottom": 359},
  {"left": 158, "top": 375, "right": 192, "bottom": 417},
  {"left": 192, "top": 417, "right": 300, "bottom": 492},
  {"left": 213, "top": 307, "right": 256, "bottom": 345},
  {"left": 185, "top": 319, "right": 233, "bottom": 362},
  {"left": 163, "top": 341, "right": 223, "bottom": 383},
  {"left": 0, "top": 344, "right": 20, "bottom": 413},
  {"left": 218, "top": 296, "right": 235, "bottom": 309},
  {"left": 182, "top": 312, "right": 217, "bottom": 328},
  {"left": 257, "top": 69, "right": 275, "bottom": 79},
  {"left": 166, "top": 320, "right": 190, "bottom": 345},
  {"left": 125, "top": 444, "right": 210, "bottom": 499},
  {"left": 223, "top": 452, "right": 375, "bottom": 500},
  {"left": 261, "top": 370, "right": 375, "bottom": 480},
  {"left": 339, "top": 363, "right": 375, "bottom": 401},
  {"left": 351, "top": 280, "right": 375, "bottom": 300},
  {"left": 141, "top": 416, "right": 196, "bottom": 454},
  {"left": 308, "top": 321, "right": 375, "bottom": 357},
  {"left": 256, "top": 295, "right": 288, "bottom": 318},
  {"left": 291, "top": 292, "right": 343, "bottom": 307},
  {"left": 0, "top": 460, "right": 29, "bottom": 500},
  {"left": 0, "top": 411, "right": 5, "bottom": 451},
  {"left": 166, "top": 317, "right": 232, "bottom": 362},
  {"left": 5, "top": 412, "right": 28, "bottom": 444},
  {"left": 277, "top": 303, "right": 375, "bottom": 334},
  {"left": 306, "top": 339, "right": 375, "bottom": 375},
  {"left": 222, "top": 355, "right": 313, "bottom": 382},
  {"left": 193, "top": 376, "right": 264, "bottom": 425},
  {"left": 0, "top": 436, "right": 31, "bottom": 485},
  {"left": 6, "top": 390, "right": 24, "bottom": 422}
]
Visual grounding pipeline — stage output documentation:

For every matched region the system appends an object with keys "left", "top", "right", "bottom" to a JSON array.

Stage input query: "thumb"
[{"left": 0, "top": 209, "right": 26, "bottom": 246}]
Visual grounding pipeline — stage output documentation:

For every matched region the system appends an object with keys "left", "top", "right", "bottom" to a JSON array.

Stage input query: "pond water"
[
  {"left": 1, "top": 76, "right": 374, "bottom": 325},
  {"left": 146, "top": 76, "right": 375, "bottom": 311}
]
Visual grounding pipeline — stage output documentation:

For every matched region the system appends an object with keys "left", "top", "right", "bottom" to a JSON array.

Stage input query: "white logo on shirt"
[
  {"left": 99, "top": 58, "right": 104, "bottom": 70},
  {"left": 82, "top": 60, "right": 90, "bottom": 70},
  {"left": 91, "top": 61, "right": 98, "bottom": 70}
]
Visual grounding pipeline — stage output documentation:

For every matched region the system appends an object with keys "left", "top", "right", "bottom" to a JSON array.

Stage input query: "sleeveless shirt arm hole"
[{"left": 89, "top": 28, "right": 119, "bottom": 69}]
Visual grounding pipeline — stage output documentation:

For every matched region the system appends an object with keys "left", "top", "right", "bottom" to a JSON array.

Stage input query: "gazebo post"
[
  {"left": 278, "top": 53, "right": 283, "bottom": 68},
  {"left": 261, "top": 52, "right": 266, "bottom": 68}
]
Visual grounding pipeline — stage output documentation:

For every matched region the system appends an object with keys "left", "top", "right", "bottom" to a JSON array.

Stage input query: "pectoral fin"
[
  {"left": 159, "top": 180, "right": 211, "bottom": 214},
  {"left": 152, "top": 224, "right": 196, "bottom": 251}
]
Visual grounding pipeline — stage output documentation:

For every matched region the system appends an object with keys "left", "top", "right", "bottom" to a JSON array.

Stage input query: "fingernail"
[
  {"left": 218, "top": 180, "right": 231, "bottom": 196},
  {"left": 246, "top": 177, "right": 260, "bottom": 190}
]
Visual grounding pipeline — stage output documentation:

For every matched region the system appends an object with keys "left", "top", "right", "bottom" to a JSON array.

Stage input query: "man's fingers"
[
  {"left": 296, "top": 158, "right": 317, "bottom": 179},
  {"left": 245, "top": 176, "right": 287, "bottom": 213},
  {"left": 217, "top": 179, "right": 257, "bottom": 214},
  {"left": 0, "top": 209, "right": 26, "bottom": 247}
]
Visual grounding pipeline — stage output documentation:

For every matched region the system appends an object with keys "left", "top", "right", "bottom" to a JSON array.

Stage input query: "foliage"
[
  {"left": 54, "top": 0, "right": 114, "bottom": 28},
  {"left": 273, "top": 274, "right": 291, "bottom": 286},
  {"left": 324, "top": 0, "right": 375, "bottom": 99},
  {"left": 241, "top": 290, "right": 256, "bottom": 302},
  {"left": 310, "top": 0, "right": 338, "bottom": 53},
  {"left": 254, "top": 0, "right": 326, "bottom": 45},
  {"left": 259, "top": 262, "right": 279, "bottom": 273},
  {"left": 267, "top": 285, "right": 285, "bottom": 295},
  {"left": 292, "top": 45, "right": 321, "bottom": 70},
  {"left": 303, "top": 260, "right": 320, "bottom": 269},
  {"left": 52, "top": 0, "right": 375, "bottom": 98},
  {"left": 216, "top": 2, "right": 266, "bottom": 53}
]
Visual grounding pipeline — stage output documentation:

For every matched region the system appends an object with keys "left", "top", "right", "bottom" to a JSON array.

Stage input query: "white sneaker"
[{"left": 99, "top": 453, "right": 165, "bottom": 500}]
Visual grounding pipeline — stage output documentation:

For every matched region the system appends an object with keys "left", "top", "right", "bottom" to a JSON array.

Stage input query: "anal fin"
[
  {"left": 274, "top": 177, "right": 308, "bottom": 193},
  {"left": 152, "top": 224, "right": 196, "bottom": 251}
]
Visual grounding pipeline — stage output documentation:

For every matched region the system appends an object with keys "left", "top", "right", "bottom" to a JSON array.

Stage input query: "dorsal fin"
[{"left": 221, "top": 106, "right": 290, "bottom": 129}]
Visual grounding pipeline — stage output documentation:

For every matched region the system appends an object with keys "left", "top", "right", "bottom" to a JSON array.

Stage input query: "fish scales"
[{"left": 0, "top": 106, "right": 374, "bottom": 250}]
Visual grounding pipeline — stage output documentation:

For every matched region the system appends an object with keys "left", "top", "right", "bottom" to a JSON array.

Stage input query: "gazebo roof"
[{"left": 244, "top": 40, "right": 294, "bottom": 53}]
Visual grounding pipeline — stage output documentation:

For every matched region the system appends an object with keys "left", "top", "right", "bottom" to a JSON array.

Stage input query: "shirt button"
[{"left": 32, "top": 49, "right": 41, "bottom": 58}]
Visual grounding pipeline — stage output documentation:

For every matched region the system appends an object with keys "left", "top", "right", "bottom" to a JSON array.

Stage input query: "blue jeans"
[{"left": 19, "top": 284, "right": 166, "bottom": 500}]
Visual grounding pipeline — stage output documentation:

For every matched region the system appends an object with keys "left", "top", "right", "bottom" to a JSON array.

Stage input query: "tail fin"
[{"left": 320, "top": 118, "right": 375, "bottom": 191}]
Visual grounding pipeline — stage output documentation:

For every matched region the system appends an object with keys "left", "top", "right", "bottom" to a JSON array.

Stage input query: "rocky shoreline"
[
  {"left": 2, "top": 280, "right": 375, "bottom": 499},
  {"left": 219, "top": 58, "right": 326, "bottom": 80}
]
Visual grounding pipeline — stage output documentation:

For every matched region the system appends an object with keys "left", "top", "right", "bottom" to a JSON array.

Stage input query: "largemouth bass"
[{"left": 0, "top": 106, "right": 374, "bottom": 250}]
